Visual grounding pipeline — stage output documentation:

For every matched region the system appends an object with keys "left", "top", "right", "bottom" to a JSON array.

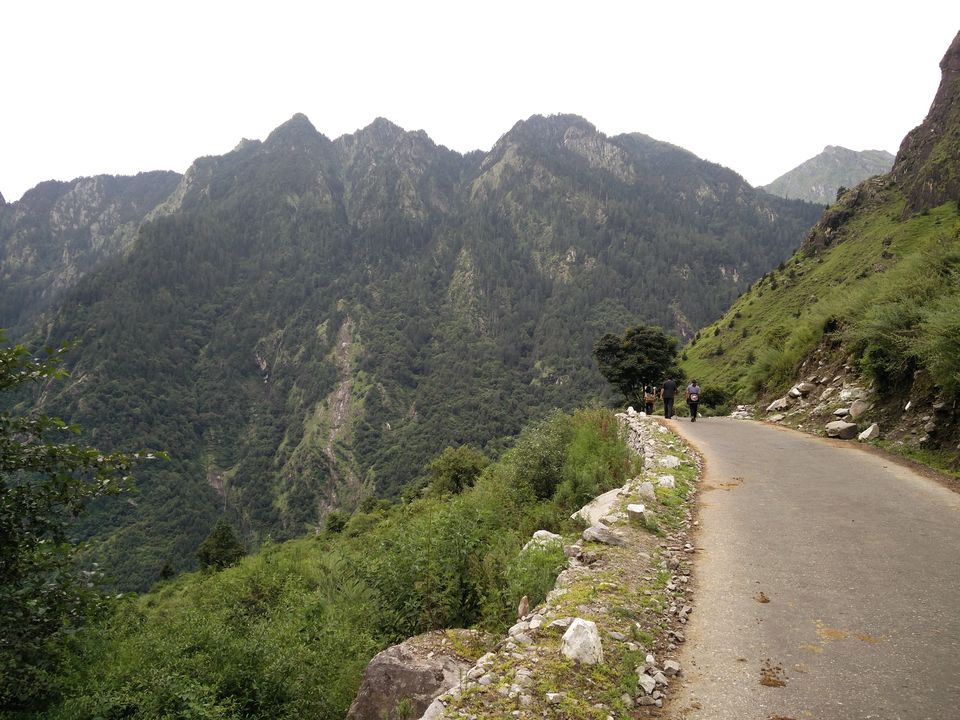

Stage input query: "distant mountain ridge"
[
  {"left": 15, "top": 112, "right": 821, "bottom": 588},
  {"left": 0, "top": 171, "right": 181, "bottom": 331},
  {"left": 762, "top": 145, "right": 894, "bottom": 205}
]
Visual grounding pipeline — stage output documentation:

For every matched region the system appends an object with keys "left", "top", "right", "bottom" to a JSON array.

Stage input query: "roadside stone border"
[{"left": 417, "top": 409, "right": 703, "bottom": 720}]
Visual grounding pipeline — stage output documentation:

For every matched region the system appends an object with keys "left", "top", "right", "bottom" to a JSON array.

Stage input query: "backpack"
[
  {"left": 688, "top": 392, "right": 699, "bottom": 403},
  {"left": 644, "top": 390, "right": 655, "bottom": 403}
]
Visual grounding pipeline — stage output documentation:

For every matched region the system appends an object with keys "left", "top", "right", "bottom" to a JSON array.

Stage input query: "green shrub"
[
  {"left": 506, "top": 544, "right": 566, "bottom": 616},
  {"left": 426, "top": 445, "right": 490, "bottom": 496},
  {"left": 47, "top": 407, "right": 635, "bottom": 720},
  {"left": 916, "top": 294, "right": 960, "bottom": 398},
  {"left": 510, "top": 412, "right": 571, "bottom": 500}
]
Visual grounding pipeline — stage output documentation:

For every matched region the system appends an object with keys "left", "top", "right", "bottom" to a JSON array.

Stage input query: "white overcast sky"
[{"left": 2, "top": 1, "right": 959, "bottom": 202}]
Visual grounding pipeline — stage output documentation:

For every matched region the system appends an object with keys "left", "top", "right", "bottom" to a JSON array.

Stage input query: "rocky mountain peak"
[
  {"left": 892, "top": 30, "right": 960, "bottom": 213},
  {"left": 338, "top": 118, "right": 446, "bottom": 160},
  {"left": 356, "top": 116, "right": 405, "bottom": 145},
  {"left": 498, "top": 113, "right": 597, "bottom": 148},
  {"left": 763, "top": 145, "right": 894, "bottom": 205},
  {"left": 0, "top": 190, "right": 5, "bottom": 207},
  {"left": 264, "top": 112, "right": 328, "bottom": 150}
]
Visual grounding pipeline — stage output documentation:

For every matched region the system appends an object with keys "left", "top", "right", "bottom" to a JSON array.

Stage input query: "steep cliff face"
[
  {"left": 893, "top": 30, "right": 960, "bottom": 214},
  {"left": 0, "top": 171, "right": 181, "bottom": 331}
]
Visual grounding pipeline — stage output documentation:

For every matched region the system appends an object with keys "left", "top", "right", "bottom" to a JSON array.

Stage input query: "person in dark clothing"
[
  {"left": 661, "top": 378, "right": 677, "bottom": 419},
  {"left": 686, "top": 379, "right": 701, "bottom": 422},
  {"left": 643, "top": 384, "right": 656, "bottom": 415}
]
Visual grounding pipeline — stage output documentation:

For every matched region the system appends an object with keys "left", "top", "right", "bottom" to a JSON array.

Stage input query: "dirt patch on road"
[{"left": 759, "top": 659, "right": 787, "bottom": 687}]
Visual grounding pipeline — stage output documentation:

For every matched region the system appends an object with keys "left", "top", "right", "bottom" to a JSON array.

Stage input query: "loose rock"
[
  {"left": 858, "top": 423, "right": 880, "bottom": 441},
  {"left": 663, "top": 660, "right": 682, "bottom": 676},
  {"left": 849, "top": 399, "right": 872, "bottom": 420},
  {"left": 825, "top": 420, "right": 858, "bottom": 439},
  {"left": 582, "top": 525, "right": 627, "bottom": 546},
  {"left": 637, "top": 481, "right": 657, "bottom": 501},
  {"left": 560, "top": 618, "right": 604, "bottom": 665}
]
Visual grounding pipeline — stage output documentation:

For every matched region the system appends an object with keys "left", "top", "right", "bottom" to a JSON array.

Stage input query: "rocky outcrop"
[{"left": 346, "top": 630, "right": 484, "bottom": 720}]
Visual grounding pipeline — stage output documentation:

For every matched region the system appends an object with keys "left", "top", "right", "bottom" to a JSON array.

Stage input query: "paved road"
[{"left": 664, "top": 418, "right": 960, "bottom": 720}]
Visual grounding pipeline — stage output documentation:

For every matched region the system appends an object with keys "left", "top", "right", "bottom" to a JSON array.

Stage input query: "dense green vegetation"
[
  {"left": 0, "top": 338, "right": 150, "bottom": 712},
  {"left": 36, "top": 407, "right": 635, "bottom": 719},
  {"left": 683, "top": 189, "right": 960, "bottom": 403},
  {"left": 6, "top": 113, "right": 818, "bottom": 589}
]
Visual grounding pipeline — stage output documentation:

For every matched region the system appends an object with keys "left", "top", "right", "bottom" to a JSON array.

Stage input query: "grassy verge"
[
  {"left": 682, "top": 191, "right": 960, "bottom": 403},
  {"left": 442, "top": 421, "right": 699, "bottom": 719}
]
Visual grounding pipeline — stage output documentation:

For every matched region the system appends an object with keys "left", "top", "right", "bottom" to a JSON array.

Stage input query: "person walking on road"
[
  {"left": 661, "top": 377, "right": 677, "bottom": 419},
  {"left": 643, "top": 384, "right": 656, "bottom": 415},
  {"left": 686, "top": 379, "right": 701, "bottom": 422}
]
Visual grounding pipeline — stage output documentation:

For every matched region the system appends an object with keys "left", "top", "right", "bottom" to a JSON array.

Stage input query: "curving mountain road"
[{"left": 664, "top": 417, "right": 960, "bottom": 720}]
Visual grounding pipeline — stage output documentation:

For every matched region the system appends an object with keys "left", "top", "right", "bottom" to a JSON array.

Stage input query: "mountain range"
[{"left": 3, "top": 113, "right": 821, "bottom": 588}]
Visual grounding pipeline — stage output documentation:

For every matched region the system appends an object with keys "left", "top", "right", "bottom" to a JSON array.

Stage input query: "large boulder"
[
  {"left": 560, "top": 618, "right": 604, "bottom": 664},
  {"left": 347, "top": 631, "right": 480, "bottom": 720},
  {"left": 825, "top": 420, "right": 858, "bottom": 439}
]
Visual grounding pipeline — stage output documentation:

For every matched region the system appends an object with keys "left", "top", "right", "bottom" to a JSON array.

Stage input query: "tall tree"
[
  {"left": 593, "top": 325, "right": 680, "bottom": 407},
  {"left": 0, "top": 335, "right": 148, "bottom": 711},
  {"left": 195, "top": 519, "right": 246, "bottom": 570}
]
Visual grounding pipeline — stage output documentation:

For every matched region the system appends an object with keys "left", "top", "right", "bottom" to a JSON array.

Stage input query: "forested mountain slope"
[
  {"left": 762, "top": 146, "right": 894, "bottom": 205},
  {"left": 0, "top": 171, "right": 181, "bottom": 331},
  {"left": 684, "top": 30, "right": 960, "bottom": 462},
  {"left": 24, "top": 113, "right": 821, "bottom": 588}
]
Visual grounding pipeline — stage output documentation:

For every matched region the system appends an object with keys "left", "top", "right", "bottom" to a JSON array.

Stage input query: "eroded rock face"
[
  {"left": 347, "top": 631, "right": 477, "bottom": 720},
  {"left": 893, "top": 30, "right": 960, "bottom": 214}
]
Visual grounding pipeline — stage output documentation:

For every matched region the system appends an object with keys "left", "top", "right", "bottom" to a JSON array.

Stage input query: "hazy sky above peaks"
[{"left": 2, "top": 1, "right": 959, "bottom": 202}]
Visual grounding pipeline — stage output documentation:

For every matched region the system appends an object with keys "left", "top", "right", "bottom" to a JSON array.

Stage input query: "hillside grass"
[
  {"left": 682, "top": 192, "right": 960, "bottom": 401},
  {"left": 41, "top": 407, "right": 639, "bottom": 720}
]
